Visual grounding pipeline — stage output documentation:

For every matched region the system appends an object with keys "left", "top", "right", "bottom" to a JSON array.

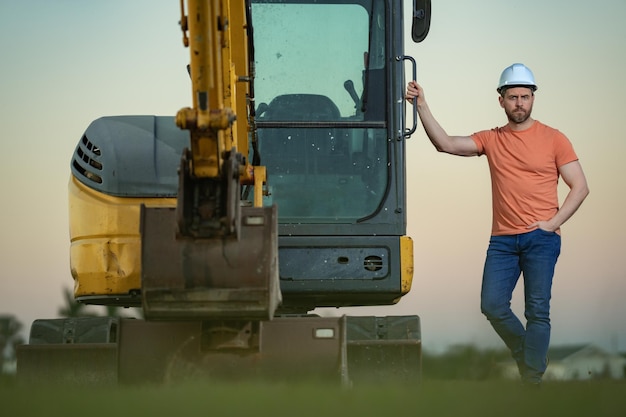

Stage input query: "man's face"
[{"left": 499, "top": 86, "right": 535, "bottom": 124}]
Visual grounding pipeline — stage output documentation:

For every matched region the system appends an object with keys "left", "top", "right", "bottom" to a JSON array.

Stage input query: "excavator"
[{"left": 17, "top": 0, "right": 430, "bottom": 384}]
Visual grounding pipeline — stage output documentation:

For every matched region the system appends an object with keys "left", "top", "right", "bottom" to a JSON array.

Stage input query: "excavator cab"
[{"left": 250, "top": 0, "right": 413, "bottom": 311}]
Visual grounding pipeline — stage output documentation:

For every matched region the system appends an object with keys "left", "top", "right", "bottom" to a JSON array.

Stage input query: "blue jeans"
[{"left": 480, "top": 229, "right": 561, "bottom": 383}]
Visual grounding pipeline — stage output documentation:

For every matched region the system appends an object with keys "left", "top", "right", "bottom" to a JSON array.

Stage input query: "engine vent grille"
[
  {"left": 73, "top": 135, "right": 103, "bottom": 184},
  {"left": 363, "top": 255, "right": 383, "bottom": 272}
]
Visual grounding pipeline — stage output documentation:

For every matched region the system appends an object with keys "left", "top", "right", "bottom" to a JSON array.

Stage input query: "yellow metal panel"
[
  {"left": 68, "top": 176, "right": 175, "bottom": 299},
  {"left": 253, "top": 166, "right": 267, "bottom": 208},
  {"left": 400, "top": 236, "right": 414, "bottom": 295},
  {"left": 70, "top": 237, "right": 140, "bottom": 296}
]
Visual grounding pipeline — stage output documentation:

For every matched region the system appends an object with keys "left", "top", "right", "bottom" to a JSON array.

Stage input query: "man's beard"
[{"left": 506, "top": 107, "right": 532, "bottom": 124}]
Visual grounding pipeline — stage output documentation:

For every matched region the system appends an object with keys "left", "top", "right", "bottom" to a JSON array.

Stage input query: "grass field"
[{"left": 2, "top": 378, "right": 625, "bottom": 417}]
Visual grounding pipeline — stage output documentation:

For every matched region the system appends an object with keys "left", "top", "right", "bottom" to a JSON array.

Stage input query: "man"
[{"left": 406, "top": 63, "right": 589, "bottom": 385}]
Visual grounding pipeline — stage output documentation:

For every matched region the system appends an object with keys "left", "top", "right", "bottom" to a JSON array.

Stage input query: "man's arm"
[
  {"left": 528, "top": 160, "right": 590, "bottom": 232},
  {"left": 406, "top": 81, "right": 479, "bottom": 157}
]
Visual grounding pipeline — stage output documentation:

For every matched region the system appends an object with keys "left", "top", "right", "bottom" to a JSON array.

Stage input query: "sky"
[{"left": 1, "top": 0, "right": 625, "bottom": 355}]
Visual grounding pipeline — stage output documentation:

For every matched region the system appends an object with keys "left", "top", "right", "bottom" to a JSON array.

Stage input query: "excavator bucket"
[{"left": 140, "top": 205, "right": 281, "bottom": 321}]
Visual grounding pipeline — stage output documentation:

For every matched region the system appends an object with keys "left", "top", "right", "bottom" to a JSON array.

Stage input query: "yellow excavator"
[{"left": 17, "top": 0, "right": 430, "bottom": 384}]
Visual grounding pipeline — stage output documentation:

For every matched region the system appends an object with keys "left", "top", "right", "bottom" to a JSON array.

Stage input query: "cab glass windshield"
[{"left": 251, "top": 0, "right": 388, "bottom": 223}]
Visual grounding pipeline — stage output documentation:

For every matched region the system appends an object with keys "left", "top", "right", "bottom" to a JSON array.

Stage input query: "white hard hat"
[{"left": 497, "top": 63, "right": 537, "bottom": 93}]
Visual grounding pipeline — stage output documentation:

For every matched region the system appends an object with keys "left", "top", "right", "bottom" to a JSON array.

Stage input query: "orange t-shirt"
[{"left": 471, "top": 121, "right": 578, "bottom": 236}]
